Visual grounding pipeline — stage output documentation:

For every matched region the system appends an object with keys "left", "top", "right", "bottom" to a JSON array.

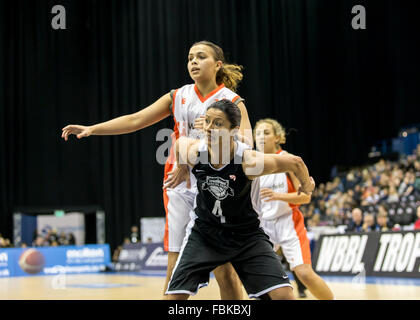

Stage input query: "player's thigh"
[
  {"left": 165, "top": 189, "right": 195, "bottom": 251},
  {"left": 231, "top": 236, "right": 292, "bottom": 299}
]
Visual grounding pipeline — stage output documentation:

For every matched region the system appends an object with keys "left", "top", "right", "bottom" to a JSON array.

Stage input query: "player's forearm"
[
  {"left": 90, "top": 114, "right": 139, "bottom": 135},
  {"left": 274, "top": 192, "right": 311, "bottom": 204}
]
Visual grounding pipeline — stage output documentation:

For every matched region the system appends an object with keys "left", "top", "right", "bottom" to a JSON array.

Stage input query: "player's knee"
[
  {"left": 269, "top": 287, "right": 295, "bottom": 300},
  {"left": 294, "top": 265, "right": 315, "bottom": 284},
  {"left": 214, "top": 265, "right": 238, "bottom": 287},
  {"left": 167, "top": 294, "right": 189, "bottom": 300}
]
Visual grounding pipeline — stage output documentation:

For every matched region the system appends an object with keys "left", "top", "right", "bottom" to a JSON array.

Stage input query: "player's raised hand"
[{"left": 61, "top": 125, "right": 92, "bottom": 141}]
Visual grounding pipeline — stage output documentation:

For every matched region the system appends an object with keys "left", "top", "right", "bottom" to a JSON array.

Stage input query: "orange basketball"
[{"left": 18, "top": 248, "right": 45, "bottom": 274}]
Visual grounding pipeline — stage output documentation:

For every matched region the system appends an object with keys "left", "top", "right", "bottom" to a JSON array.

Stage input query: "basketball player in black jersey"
[{"left": 165, "top": 100, "right": 315, "bottom": 300}]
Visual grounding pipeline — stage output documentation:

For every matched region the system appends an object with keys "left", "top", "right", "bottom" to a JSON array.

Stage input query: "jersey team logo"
[
  {"left": 202, "top": 176, "right": 234, "bottom": 223},
  {"left": 202, "top": 176, "right": 234, "bottom": 200}
]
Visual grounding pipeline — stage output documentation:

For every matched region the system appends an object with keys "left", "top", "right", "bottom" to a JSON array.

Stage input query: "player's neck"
[
  {"left": 195, "top": 80, "right": 220, "bottom": 97},
  {"left": 208, "top": 140, "right": 235, "bottom": 169},
  {"left": 265, "top": 146, "right": 281, "bottom": 154}
]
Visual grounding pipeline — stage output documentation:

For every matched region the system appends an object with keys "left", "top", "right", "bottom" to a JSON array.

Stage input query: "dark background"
[{"left": 1, "top": 0, "right": 419, "bottom": 250}]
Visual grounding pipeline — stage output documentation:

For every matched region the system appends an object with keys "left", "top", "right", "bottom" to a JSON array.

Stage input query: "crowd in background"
[
  {"left": 0, "top": 234, "right": 12, "bottom": 248},
  {"left": 31, "top": 229, "right": 76, "bottom": 247},
  {"left": 301, "top": 144, "right": 420, "bottom": 232},
  {"left": 0, "top": 229, "right": 77, "bottom": 248}
]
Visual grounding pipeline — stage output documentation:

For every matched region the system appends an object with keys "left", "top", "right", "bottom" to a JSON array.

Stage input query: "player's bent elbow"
[{"left": 292, "top": 156, "right": 305, "bottom": 174}]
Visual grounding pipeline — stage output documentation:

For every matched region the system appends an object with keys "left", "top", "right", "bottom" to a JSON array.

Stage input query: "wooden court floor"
[{"left": 1, "top": 274, "right": 420, "bottom": 300}]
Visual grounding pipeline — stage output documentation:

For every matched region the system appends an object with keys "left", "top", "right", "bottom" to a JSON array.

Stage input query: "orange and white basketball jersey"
[
  {"left": 259, "top": 150, "right": 299, "bottom": 220},
  {"left": 164, "top": 83, "right": 243, "bottom": 191},
  {"left": 172, "top": 83, "right": 242, "bottom": 140}
]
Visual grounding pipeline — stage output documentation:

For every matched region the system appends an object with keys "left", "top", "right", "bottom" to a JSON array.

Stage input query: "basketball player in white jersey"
[
  {"left": 254, "top": 118, "right": 334, "bottom": 300},
  {"left": 61, "top": 41, "right": 252, "bottom": 299}
]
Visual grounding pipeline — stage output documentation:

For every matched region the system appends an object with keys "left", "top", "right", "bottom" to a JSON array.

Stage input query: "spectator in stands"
[
  {"left": 399, "top": 173, "right": 414, "bottom": 196},
  {"left": 58, "top": 232, "right": 69, "bottom": 246},
  {"left": 68, "top": 233, "right": 76, "bottom": 245},
  {"left": 33, "top": 235, "right": 46, "bottom": 247},
  {"left": 147, "top": 237, "right": 153, "bottom": 244},
  {"left": 47, "top": 228, "right": 59, "bottom": 245},
  {"left": 362, "top": 213, "right": 377, "bottom": 232},
  {"left": 123, "top": 237, "right": 131, "bottom": 245},
  {"left": 0, "top": 235, "right": 6, "bottom": 248},
  {"left": 307, "top": 213, "right": 321, "bottom": 228},
  {"left": 414, "top": 161, "right": 420, "bottom": 190},
  {"left": 50, "top": 240, "right": 59, "bottom": 247},
  {"left": 376, "top": 212, "right": 391, "bottom": 232},
  {"left": 387, "top": 184, "right": 399, "bottom": 203},
  {"left": 346, "top": 208, "right": 364, "bottom": 233},
  {"left": 415, "top": 206, "right": 420, "bottom": 230},
  {"left": 378, "top": 187, "right": 389, "bottom": 203},
  {"left": 21, "top": 243, "right": 28, "bottom": 248},
  {"left": 112, "top": 245, "right": 123, "bottom": 262},
  {"left": 130, "top": 225, "right": 140, "bottom": 243}
]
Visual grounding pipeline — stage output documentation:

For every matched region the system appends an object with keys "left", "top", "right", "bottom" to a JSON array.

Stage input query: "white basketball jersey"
[
  {"left": 171, "top": 83, "right": 242, "bottom": 140},
  {"left": 259, "top": 150, "right": 293, "bottom": 220}
]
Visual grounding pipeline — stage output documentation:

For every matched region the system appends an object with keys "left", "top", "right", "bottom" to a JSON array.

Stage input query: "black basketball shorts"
[{"left": 165, "top": 222, "right": 292, "bottom": 298}]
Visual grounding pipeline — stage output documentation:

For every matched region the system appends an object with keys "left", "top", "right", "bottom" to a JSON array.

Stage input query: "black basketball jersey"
[{"left": 191, "top": 140, "right": 263, "bottom": 246}]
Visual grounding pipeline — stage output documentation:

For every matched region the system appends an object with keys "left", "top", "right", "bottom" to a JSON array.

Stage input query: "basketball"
[{"left": 18, "top": 249, "right": 45, "bottom": 274}]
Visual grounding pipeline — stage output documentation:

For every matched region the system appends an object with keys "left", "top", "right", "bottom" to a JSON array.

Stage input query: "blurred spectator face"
[
  {"left": 21, "top": 243, "right": 27, "bottom": 248},
  {"left": 378, "top": 205, "right": 387, "bottom": 216},
  {"left": 352, "top": 208, "right": 363, "bottom": 224},
  {"left": 124, "top": 237, "right": 130, "bottom": 245},
  {"left": 364, "top": 214, "right": 375, "bottom": 227},
  {"left": 51, "top": 241, "right": 59, "bottom": 247},
  {"left": 377, "top": 214, "right": 388, "bottom": 227},
  {"left": 131, "top": 226, "right": 139, "bottom": 233},
  {"left": 35, "top": 236, "right": 44, "bottom": 246},
  {"left": 0, "top": 237, "right": 5, "bottom": 247}
]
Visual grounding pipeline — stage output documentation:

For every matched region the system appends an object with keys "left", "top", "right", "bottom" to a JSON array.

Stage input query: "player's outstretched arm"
[
  {"left": 243, "top": 150, "right": 314, "bottom": 195},
  {"left": 61, "top": 92, "right": 172, "bottom": 140}
]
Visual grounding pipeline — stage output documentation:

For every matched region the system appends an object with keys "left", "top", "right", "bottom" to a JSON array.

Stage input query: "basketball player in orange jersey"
[
  {"left": 61, "top": 41, "right": 252, "bottom": 299},
  {"left": 254, "top": 119, "right": 334, "bottom": 300}
]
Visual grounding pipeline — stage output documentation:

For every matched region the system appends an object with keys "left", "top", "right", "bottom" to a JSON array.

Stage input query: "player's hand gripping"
[
  {"left": 260, "top": 188, "right": 280, "bottom": 202},
  {"left": 61, "top": 125, "right": 92, "bottom": 141},
  {"left": 193, "top": 116, "right": 206, "bottom": 131},
  {"left": 163, "top": 163, "right": 191, "bottom": 190},
  {"left": 298, "top": 176, "right": 315, "bottom": 195}
]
